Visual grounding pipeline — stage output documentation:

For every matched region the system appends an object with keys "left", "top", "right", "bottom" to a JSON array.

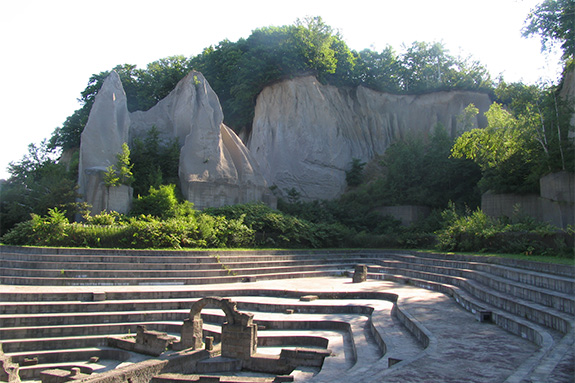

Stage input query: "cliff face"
[
  {"left": 78, "top": 71, "right": 133, "bottom": 214},
  {"left": 79, "top": 71, "right": 274, "bottom": 214},
  {"left": 248, "top": 76, "right": 492, "bottom": 200},
  {"left": 80, "top": 72, "right": 494, "bottom": 212}
]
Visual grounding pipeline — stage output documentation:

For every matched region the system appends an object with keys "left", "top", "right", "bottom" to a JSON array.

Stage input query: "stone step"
[
  {"left": 0, "top": 247, "right": 367, "bottom": 264},
  {"left": 0, "top": 262, "right": 356, "bottom": 279},
  {"left": 195, "top": 356, "right": 243, "bottom": 373},
  {"left": 0, "top": 321, "right": 183, "bottom": 340},
  {"left": 0, "top": 251, "right": 218, "bottom": 264},
  {"left": 385, "top": 250, "right": 575, "bottom": 278},
  {"left": 382, "top": 252, "right": 575, "bottom": 294},
  {"left": 8, "top": 346, "right": 133, "bottom": 367},
  {"left": 0, "top": 259, "right": 223, "bottom": 271},
  {"left": 0, "top": 309, "right": 189, "bottom": 328},
  {"left": 152, "top": 373, "right": 281, "bottom": 383},
  {"left": 0, "top": 266, "right": 230, "bottom": 278},
  {"left": 0, "top": 269, "right": 342, "bottom": 286},
  {"left": 0, "top": 295, "right": 383, "bottom": 316},
  {"left": 372, "top": 265, "right": 573, "bottom": 334},
  {"left": 1, "top": 334, "right": 115, "bottom": 353},
  {"left": 0, "top": 257, "right": 362, "bottom": 273},
  {"left": 371, "top": 260, "right": 575, "bottom": 315}
]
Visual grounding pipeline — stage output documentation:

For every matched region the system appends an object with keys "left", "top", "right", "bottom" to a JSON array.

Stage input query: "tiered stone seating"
[{"left": 0, "top": 245, "right": 573, "bottom": 382}]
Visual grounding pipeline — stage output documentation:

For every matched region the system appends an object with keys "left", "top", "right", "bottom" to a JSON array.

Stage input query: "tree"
[
  {"left": 523, "top": 0, "right": 575, "bottom": 60},
  {"left": 133, "top": 56, "right": 192, "bottom": 111},
  {"left": 452, "top": 102, "right": 542, "bottom": 193},
  {"left": 353, "top": 47, "right": 402, "bottom": 92},
  {"left": 0, "top": 141, "right": 81, "bottom": 235},
  {"left": 103, "top": 143, "right": 134, "bottom": 211},
  {"left": 131, "top": 127, "right": 180, "bottom": 197},
  {"left": 345, "top": 158, "right": 366, "bottom": 187}
]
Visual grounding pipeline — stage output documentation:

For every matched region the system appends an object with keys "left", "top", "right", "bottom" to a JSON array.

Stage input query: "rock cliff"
[
  {"left": 79, "top": 71, "right": 274, "bottom": 213},
  {"left": 78, "top": 71, "right": 133, "bottom": 214},
  {"left": 80, "top": 71, "right": 494, "bottom": 212},
  {"left": 248, "top": 76, "right": 492, "bottom": 200}
]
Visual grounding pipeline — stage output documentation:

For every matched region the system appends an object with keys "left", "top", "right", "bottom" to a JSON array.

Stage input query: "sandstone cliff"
[
  {"left": 79, "top": 71, "right": 274, "bottom": 213},
  {"left": 78, "top": 71, "right": 133, "bottom": 214},
  {"left": 248, "top": 76, "right": 492, "bottom": 200}
]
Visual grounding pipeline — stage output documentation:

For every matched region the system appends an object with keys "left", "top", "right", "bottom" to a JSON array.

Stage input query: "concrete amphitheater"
[{"left": 0, "top": 246, "right": 573, "bottom": 383}]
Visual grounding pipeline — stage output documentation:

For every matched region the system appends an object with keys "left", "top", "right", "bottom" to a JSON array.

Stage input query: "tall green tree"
[
  {"left": 523, "top": 0, "right": 575, "bottom": 60},
  {"left": 353, "top": 47, "right": 402, "bottom": 92},
  {"left": 131, "top": 127, "right": 180, "bottom": 197},
  {"left": 398, "top": 41, "right": 492, "bottom": 92},
  {"left": 0, "top": 141, "right": 81, "bottom": 235},
  {"left": 452, "top": 80, "right": 573, "bottom": 194}
]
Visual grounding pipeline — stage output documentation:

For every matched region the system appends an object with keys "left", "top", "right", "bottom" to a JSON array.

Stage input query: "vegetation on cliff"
[{"left": 1, "top": 1, "right": 573, "bottom": 257}]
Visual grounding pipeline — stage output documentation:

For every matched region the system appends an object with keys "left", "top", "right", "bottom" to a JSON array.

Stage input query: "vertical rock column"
[{"left": 78, "top": 71, "right": 132, "bottom": 215}]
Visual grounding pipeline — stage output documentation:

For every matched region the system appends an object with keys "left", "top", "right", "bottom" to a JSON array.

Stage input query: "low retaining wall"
[{"left": 482, "top": 171, "right": 575, "bottom": 229}]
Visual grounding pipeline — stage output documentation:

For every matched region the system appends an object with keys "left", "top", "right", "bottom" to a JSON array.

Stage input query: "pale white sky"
[{"left": 0, "top": 0, "right": 562, "bottom": 180}]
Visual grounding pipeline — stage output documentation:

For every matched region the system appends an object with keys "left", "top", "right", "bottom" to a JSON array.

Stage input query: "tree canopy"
[
  {"left": 47, "top": 17, "right": 493, "bottom": 150},
  {"left": 452, "top": 82, "right": 574, "bottom": 193},
  {"left": 523, "top": 0, "right": 575, "bottom": 60}
]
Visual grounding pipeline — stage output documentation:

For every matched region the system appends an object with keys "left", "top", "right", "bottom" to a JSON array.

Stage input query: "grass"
[{"left": 415, "top": 249, "right": 575, "bottom": 265}]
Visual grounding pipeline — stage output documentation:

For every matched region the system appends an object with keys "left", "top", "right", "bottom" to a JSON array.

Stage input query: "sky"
[{"left": 0, "top": 0, "right": 563, "bottom": 180}]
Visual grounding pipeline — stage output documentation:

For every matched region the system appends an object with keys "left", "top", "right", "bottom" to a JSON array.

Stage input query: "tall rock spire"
[{"left": 78, "top": 70, "right": 132, "bottom": 214}]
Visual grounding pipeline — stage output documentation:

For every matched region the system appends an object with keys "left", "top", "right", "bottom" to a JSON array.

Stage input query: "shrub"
[
  {"left": 1, "top": 208, "right": 70, "bottom": 246},
  {"left": 1, "top": 207, "right": 254, "bottom": 249},
  {"left": 205, "top": 203, "right": 349, "bottom": 248},
  {"left": 130, "top": 184, "right": 194, "bottom": 219},
  {"left": 436, "top": 203, "right": 572, "bottom": 257}
]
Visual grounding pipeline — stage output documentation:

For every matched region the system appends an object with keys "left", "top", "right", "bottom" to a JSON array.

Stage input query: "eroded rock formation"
[
  {"left": 78, "top": 71, "right": 133, "bottom": 215},
  {"left": 80, "top": 71, "right": 495, "bottom": 211},
  {"left": 79, "top": 71, "right": 274, "bottom": 213},
  {"left": 248, "top": 76, "right": 492, "bottom": 200}
]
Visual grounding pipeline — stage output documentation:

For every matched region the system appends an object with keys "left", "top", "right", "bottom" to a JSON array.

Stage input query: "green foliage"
[
  {"left": 46, "top": 19, "right": 493, "bottom": 150},
  {"left": 205, "top": 203, "right": 351, "bottom": 248},
  {"left": 0, "top": 206, "right": 254, "bottom": 249},
  {"left": 522, "top": 0, "right": 575, "bottom": 61},
  {"left": 0, "top": 141, "right": 83, "bottom": 236},
  {"left": 49, "top": 60, "right": 191, "bottom": 151},
  {"left": 345, "top": 158, "right": 366, "bottom": 187},
  {"left": 353, "top": 47, "right": 402, "bottom": 92},
  {"left": 399, "top": 42, "right": 490, "bottom": 92},
  {"left": 130, "top": 127, "right": 180, "bottom": 197},
  {"left": 103, "top": 165, "right": 120, "bottom": 188},
  {"left": 436, "top": 203, "right": 573, "bottom": 257},
  {"left": 130, "top": 184, "right": 193, "bottom": 220},
  {"left": 453, "top": 83, "right": 574, "bottom": 193},
  {"left": 104, "top": 143, "right": 134, "bottom": 189},
  {"left": 346, "top": 125, "right": 481, "bottom": 208},
  {"left": 0, "top": 208, "right": 70, "bottom": 246},
  {"left": 190, "top": 17, "right": 357, "bottom": 131}
]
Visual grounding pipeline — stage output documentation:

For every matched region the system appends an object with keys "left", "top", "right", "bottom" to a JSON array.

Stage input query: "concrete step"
[
  {"left": 8, "top": 346, "right": 133, "bottom": 366},
  {"left": 0, "top": 267, "right": 231, "bottom": 278},
  {"left": 382, "top": 252, "right": 575, "bottom": 294},
  {"left": 371, "top": 265, "right": 573, "bottom": 334},
  {"left": 0, "top": 269, "right": 343, "bottom": 286},
  {"left": 0, "top": 259, "right": 223, "bottom": 271},
  {"left": 371, "top": 260, "right": 575, "bottom": 314}
]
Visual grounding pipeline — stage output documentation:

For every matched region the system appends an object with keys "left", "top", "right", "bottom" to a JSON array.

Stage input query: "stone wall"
[
  {"left": 375, "top": 206, "right": 431, "bottom": 226},
  {"left": 482, "top": 171, "right": 575, "bottom": 229}
]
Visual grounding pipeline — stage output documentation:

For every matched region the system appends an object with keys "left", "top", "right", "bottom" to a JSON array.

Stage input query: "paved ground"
[{"left": 4, "top": 277, "right": 543, "bottom": 383}]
